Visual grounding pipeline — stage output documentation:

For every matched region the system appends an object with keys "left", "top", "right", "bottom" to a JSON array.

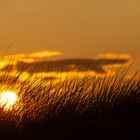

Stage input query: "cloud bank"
[{"left": 0, "top": 53, "right": 131, "bottom": 74}]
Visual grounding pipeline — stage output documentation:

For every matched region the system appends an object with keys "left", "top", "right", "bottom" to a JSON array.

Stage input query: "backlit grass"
[{"left": 0, "top": 66, "right": 139, "bottom": 138}]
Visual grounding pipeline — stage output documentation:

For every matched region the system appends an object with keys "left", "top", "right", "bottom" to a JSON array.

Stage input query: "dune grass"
[{"left": 0, "top": 66, "right": 139, "bottom": 139}]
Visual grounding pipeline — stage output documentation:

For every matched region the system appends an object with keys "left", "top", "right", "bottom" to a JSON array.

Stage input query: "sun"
[{"left": 0, "top": 91, "right": 18, "bottom": 110}]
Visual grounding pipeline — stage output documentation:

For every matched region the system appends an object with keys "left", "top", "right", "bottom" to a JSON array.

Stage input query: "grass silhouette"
[{"left": 0, "top": 64, "right": 139, "bottom": 139}]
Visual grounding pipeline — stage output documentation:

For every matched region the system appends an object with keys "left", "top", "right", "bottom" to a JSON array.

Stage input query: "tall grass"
[{"left": 0, "top": 65, "right": 139, "bottom": 138}]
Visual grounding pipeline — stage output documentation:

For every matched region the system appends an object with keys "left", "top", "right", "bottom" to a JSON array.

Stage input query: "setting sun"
[{"left": 0, "top": 91, "right": 18, "bottom": 110}]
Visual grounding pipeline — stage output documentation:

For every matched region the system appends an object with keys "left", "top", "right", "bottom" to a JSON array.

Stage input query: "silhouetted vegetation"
[{"left": 0, "top": 66, "right": 139, "bottom": 139}]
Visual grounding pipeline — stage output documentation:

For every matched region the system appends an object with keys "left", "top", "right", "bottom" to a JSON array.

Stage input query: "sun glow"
[{"left": 0, "top": 91, "right": 18, "bottom": 110}]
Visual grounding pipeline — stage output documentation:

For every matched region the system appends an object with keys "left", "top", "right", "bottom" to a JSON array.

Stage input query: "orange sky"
[{"left": 0, "top": 0, "right": 140, "bottom": 60}]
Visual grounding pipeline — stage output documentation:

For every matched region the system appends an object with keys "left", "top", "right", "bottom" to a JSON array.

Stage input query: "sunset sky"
[{"left": 0, "top": 0, "right": 140, "bottom": 61}]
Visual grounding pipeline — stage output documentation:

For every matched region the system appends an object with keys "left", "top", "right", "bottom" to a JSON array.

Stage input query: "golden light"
[{"left": 0, "top": 91, "right": 18, "bottom": 110}]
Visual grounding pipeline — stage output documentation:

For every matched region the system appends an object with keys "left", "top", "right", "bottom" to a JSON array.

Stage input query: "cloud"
[
  {"left": 0, "top": 50, "right": 62, "bottom": 69},
  {"left": 3, "top": 50, "right": 62, "bottom": 61},
  {"left": 0, "top": 52, "right": 131, "bottom": 77},
  {"left": 29, "top": 51, "right": 62, "bottom": 59},
  {"left": 0, "top": 57, "right": 130, "bottom": 75},
  {"left": 96, "top": 53, "right": 131, "bottom": 60}
]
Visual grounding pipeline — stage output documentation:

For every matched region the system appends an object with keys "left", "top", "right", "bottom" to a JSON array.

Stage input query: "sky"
[{"left": 0, "top": 0, "right": 140, "bottom": 60}]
